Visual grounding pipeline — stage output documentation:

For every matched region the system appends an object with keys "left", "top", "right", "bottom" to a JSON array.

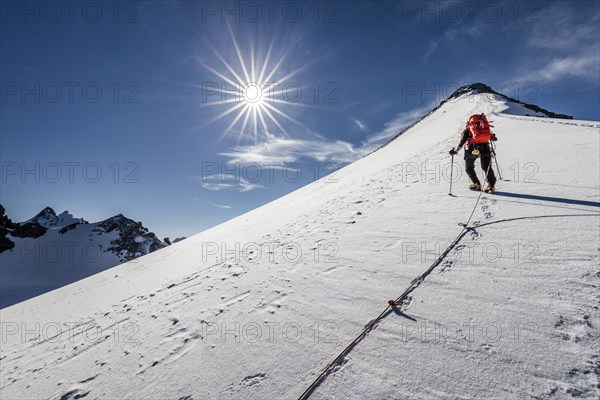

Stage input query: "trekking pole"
[
  {"left": 491, "top": 141, "right": 502, "bottom": 180},
  {"left": 449, "top": 153, "right": 455, "bottom": 196}
]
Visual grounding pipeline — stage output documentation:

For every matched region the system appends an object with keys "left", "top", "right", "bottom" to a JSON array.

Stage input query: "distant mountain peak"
[
  {"left": 99, "top": 214, "right": 135, "bottom": 232},
  {"left": 34, "top": 206, "right": 57, "bottom": 218},
  {"left": 1, "top": 205, "right": 173, "bottom": 307},
  {"left": 447, "top": 82, "right": 497, "bottom": 99},
  {"left": 26, "top": 206, "right": 84, "bottom": 229},
  {"left": 27, "top": 207, "right": 58, "bottom": 228}
]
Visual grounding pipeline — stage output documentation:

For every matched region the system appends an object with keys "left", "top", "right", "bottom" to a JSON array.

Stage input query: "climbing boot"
[{"left": 484, "top": 185, "right": 496, "bottom": 194}]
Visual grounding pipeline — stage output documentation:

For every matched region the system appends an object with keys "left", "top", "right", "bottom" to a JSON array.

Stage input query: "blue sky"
[{"left": 1, "top": 0, "right": 599, "bottom": 239}]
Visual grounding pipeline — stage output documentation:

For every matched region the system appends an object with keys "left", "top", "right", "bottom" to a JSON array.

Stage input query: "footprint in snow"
[
  {"left": 401, "top": 295, "right": 414, "bottom": 309},
  {"left": 439, "top": 260, "right": 454, "bottom": 274},
  {"left": 331, "top": 357, "right": 349, "bottom": 373},
  {"left": 58, "top": 388, "right": 90, "bottom": 400},
  {"left": 241, "top": 372, "right": 267, "bottom": 387},
  {"left": 469, "top": 229, "right": 481, "bottom": 240},
  {"left": 78, "top": 374, "right": 98, "bottom": 384}
]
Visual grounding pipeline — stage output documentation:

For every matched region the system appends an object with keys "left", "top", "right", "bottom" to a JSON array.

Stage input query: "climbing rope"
[
  {"left": 297, "top": 153, "right": 497, "bottom": 400},
  {"left": 460, "top": 142, "right": 496, "bottom": 227}
]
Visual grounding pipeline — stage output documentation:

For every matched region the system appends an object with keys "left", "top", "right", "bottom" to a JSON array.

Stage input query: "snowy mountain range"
[
  {"left": 1, "top": 83, "right": 598, "bottom": 399},
  {"left": 0, "top": 205, "right": 169, "bottom": 308}
]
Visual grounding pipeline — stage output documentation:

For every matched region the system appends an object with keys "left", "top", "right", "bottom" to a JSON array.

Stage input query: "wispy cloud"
[
  {"left": 423, "top": 39, "right": 441, "bottom": 62},
  {"left": 527, "top": 4, "right": 599, "bottom": 51},
  {"left": 517, "top": 3, "right": 600, "bottom": 83},
  {"left": 421, "top": 2, "right": 488, "bottom": 62},
  {"left": 189, "top": 198, "right": 232, "bottom": 209},
  {"left": 197, "top": 175, "right": 265, "bottom": 192},
  {"left": 219, "top": 135, "right": 359, "bottom": 165},
  {"left": 352, "top": 118, "right": 368, "bottom": 132},
  {"left": 534, "top": 55, "right": 599, "bottom": 83},
  {"left": 218, "top": 101, "right": 436, "bottom": 166},
  {"left": 362, "top": 101, "right": 437, "bottom": 148}
]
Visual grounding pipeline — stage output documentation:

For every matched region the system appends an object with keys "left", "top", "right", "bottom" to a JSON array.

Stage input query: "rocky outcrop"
[
  {"left": 1, "top": 206, "right": 170, "bottom": 261},
  {"left": 95, "top": 214, "right": 168, "bottom": 261},
  {"left": 1, "top": 205, "right": 174, "bottom": 307},
  {"left": 10, "top": 222, "right": 47, "bottom": 239},
  {"left": 0, "top": 204, "right": 18, "bottom": 230},
  {"left": 27, "top": 207, "right": 58, "bottom": 227},
  {"left": 0, "top": 204, "right": 17, "bottom": 252}
]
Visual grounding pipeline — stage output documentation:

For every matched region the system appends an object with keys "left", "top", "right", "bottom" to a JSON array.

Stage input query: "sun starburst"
[{"left": 201, "top": 22, "right": 307, "bottom": 144}]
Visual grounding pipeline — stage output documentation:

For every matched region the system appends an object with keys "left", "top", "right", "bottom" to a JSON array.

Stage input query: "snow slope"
[{"left": 1, "top": 88, "right": 599, "bottom": 400}]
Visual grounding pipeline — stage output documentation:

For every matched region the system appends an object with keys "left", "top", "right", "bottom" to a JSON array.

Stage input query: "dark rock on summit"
[
  {"left": 1, "top": 205, "right": 172, "bottom": 307},
  {"left": 59, "top": 223, "right": 80, "bottom": 234},
  {"left": 0, "top": 228, "right": 15, "bottom": 253},
  {"left": 11, "top": 222, "right": 47, "bottom": 239},
  {"left": 95, "top": 214, "right": 167, "bottom": 261},
  {"left": 0, "top": 204, "right": 18, "bottom": 230},
  {"left": 0, "top": 204, "right": 18, "bottom": 253}
]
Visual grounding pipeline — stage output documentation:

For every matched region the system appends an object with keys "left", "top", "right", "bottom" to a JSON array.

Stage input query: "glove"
[{"left": 449, "top": 148, "right": 458, "bottom": 155}]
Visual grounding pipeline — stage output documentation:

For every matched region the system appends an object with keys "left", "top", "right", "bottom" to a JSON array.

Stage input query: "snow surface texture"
[{"left": 1, "top": 91, "right": 599, "bottom": 399}]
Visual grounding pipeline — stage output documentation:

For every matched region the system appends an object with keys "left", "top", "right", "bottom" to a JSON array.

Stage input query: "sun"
[
  {"left": 200, "top": 22, "right": 306, "bottom": 143},
  {"left": 243, "top": 83, "right": 264, "bottom": 106}
]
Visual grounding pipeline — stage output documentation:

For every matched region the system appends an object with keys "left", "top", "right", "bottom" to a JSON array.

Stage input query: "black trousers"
[{"left": 464, "top": 144, "right": 496, "bottom": 186}]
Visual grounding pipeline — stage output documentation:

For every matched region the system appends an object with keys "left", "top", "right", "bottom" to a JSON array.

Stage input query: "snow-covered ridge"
[
  {"left": 1, "top": 84, "right": 598, "bottom": 399},
  {"left": 25, "top": 206, "right": 86, "bottom": 229},
  {"left": 446, "top": 82, "right": 573, "bottom": 119},
  {"left": 375, "top": 82, "right": 573, "bottom": 154}
]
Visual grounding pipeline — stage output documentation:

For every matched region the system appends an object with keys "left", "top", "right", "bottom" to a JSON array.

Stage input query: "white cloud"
[
  {"left": 352, "top": 118, "right": 368, "bottom": 132},
  {"left": 423, "top": 39, "right": 441, "bottom": 62},
  {"left": 516, "top": 3, "right": 599, "bottom": 84},
  {"left": 537, "top": 55, "right": 599, "bottom": 83},
  {"left": 421, "top": 4, "right": 489, "bottom": 62},
  {"left": 189, "top": 198, "right": 232, "bottom": 209},
  {"left": 362, "top": 102, "right": 437, "bottom": 148},
  {"left": 527, "top": 4, "right": 599, "bottom": 51},
  {"left": 217, "top": 101, "right": 437, "bottom": 167},
  {"left": 238, "top": 178, "right": 265, "bottom": 192},
  {"left": 197, "top": 175, "right": 265, "bottom": 192},
  {"left": 201, "top": 182, "right": 236, "bottom": 191},
  {"left": 219, "top": 136, "right": 359, "bottom": 165},
  {"left": 421, "top": 1, "right": 600, "bottom": 85}
]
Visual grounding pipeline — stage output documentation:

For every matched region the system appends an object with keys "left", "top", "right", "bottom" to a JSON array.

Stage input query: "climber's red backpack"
[{"left": 467, "top": 113, "right": 493, "bottom": 144}]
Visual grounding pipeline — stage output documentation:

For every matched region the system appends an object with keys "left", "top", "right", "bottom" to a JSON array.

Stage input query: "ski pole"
[
  {"left": 491, "top": 142, "right": 502, "bottom": 180},
  {"left": 449, "top": 153, "right": 454, "bottom": 196}
]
